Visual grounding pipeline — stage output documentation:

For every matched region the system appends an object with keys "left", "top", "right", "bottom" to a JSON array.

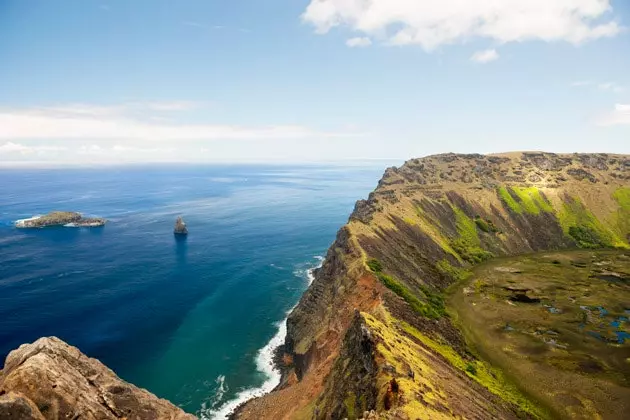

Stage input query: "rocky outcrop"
[
  {"left": 0, "top": 337, "right": 195, "bottom": 420},
  {"left": 174, "top": 216, "right": 188, "bottom": 235},
  {"left": 15, "top": 211, "right": 106, "bottom": 228}
]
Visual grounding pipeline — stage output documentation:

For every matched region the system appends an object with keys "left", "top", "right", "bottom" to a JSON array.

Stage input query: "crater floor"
[{"left": 450, "top": 250, "right": 630, "bottom": 419}]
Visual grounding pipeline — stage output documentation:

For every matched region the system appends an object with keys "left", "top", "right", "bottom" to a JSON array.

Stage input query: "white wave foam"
[
  {"left": 203, "top": 255, "right": 324, "bottom": 420},
  {"left": 14, "top": 215, "right": 42, "bottom": 227}
]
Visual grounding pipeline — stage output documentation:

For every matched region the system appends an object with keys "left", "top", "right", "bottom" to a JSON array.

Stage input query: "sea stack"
[{"left": 174, "top": 216, "right": 188, "bottom": 236}]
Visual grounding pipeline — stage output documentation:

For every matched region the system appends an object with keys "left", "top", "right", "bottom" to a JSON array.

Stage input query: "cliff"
[
  {"left": 0, "top": 337, "right": 194, "bottom": 420},
  {"left": 236, "top": 152, "right": 630, "bottom": 419}
]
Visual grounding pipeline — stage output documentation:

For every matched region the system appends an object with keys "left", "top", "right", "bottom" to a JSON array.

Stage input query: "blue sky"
[{"left": 0, "top": 0, "right": 629, "bottom": 165}]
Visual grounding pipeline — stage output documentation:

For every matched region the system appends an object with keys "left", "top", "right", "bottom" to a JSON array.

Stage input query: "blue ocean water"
[{"left": 0, "top": 164, "right": 388, "bottom": 417}]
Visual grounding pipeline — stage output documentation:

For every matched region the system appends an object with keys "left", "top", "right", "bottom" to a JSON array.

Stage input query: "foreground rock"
[
  {"left": 0, "top": 337, "right": 195, "bottom": 420},
  {"left": 15, "top": 211, "right": 106, "bottom": 228},
  {"left": 174, "top": 216, "right": 188, "bottom": 235}
]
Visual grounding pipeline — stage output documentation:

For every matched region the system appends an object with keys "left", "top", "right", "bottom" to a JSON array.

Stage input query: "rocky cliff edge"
[{"left": 0, "top": 337, "right": 195, "bottom": 420}]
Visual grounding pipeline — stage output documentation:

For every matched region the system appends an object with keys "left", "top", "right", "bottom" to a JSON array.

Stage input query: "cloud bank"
[
  {"left": 0, "top": 103, "right": 353, "bottom": 142},
  {"left": 303, "top": 0, "right": 621, "bottom": 50},
  {"left": 597, "top": 104, "right": 630, "bottom": 126}
]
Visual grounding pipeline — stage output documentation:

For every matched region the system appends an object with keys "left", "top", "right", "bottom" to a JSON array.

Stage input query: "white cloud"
[
  {"left": 598, "top": 82, "right": 624, "bottom": 93},
  {"left": 471, "top": 49, "right": 499, "bottom": 63},
  {"left": 596, "top": 103, "right": 630, "bottom": 126},
  {"left": 302, "top": 0, "right": 622, "bottom": 50},
  {"left": 346, "top": 37, "right": 372, "bottom": 47},
  {"left": 0, "top": 103, "right": 355, "bottom": 142},
  {"left": 0, "top": 142, "right": 66, "bottom": 155},
  {"left": 572, "top": 80, "right": 624, "bottom": 93}
]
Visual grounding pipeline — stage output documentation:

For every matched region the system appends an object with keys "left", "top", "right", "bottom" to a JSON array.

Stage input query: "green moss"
[
  {"left": 367, "top": 258, "right": 383, "bottom": 273},
  {"left": 400, "top": 322, "right": 546, "bottom": 418},
  {"left": 376, "top": 272, "right": 445, "bottom": 319},
  {"left": 344, "top": 393, "right": 356, "bottom": 420}
]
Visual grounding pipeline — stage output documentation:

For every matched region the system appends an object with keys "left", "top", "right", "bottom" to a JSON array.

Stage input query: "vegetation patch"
[
  {"left": 559, "top": 195, "right": 623, "bottom": 248},
  {"left": 377, "top": 272, "right": 445, "bottom": 319},
  {"left": 498, "top": 186, "right": 523, "bottom": 214},
  {"left": 474, "top": 215, "right": 500, "bottom": 233},
  {"left": 497, "top": 186, "right": 554, "bottom": 215},
  {"left": 568, "top": 226, "right": 607, "bottom": 249},
  {"left": 613, "top": 187, "right": 630, "bottom": 240},
  {"left": 344, "top": 393, "right": 357, "bottom": 420},
  {"left": 367, "top": 258, "right": 446, "bottom": 319},
  {"left": 436, "top": 259, "right": 471, "bottom": 282},
  {"left": 400, "top": 320, "right": 545, "bottom": 418},
  {"left": 367, "top": 258, "right": 383, "bottom": 273},
  {"left": 449, "top": 207, "right": 493, "bottom": 264}
]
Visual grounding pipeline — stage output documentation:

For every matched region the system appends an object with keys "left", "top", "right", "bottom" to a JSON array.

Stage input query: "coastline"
[{"left": 204, "top": 257, "right": 322, "bottom": 420}]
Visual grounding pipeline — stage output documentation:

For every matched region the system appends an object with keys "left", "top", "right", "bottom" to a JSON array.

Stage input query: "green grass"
[
  {"left": 400, "top": 321, "right": 546, "bottom": 418},
  {"left": 436, "top": 259, "right": 471, "bottom": 282},
  {"left": 558, "top": 195, "right": 623, "bottom": 248},
  {"left": 367, "top": 258, "right": 383, "bottom": 273},
  {"left": 376, "top": 271, "right": 445, "bottom": 319},
  {"left": 613, "top": 187, "right": 630, "bottom": 241},
  {"left": 344, "top": 393, "right": 356, "bottom": 420},
  {"left": 474, "top": 216, "right": 499, "bottom": 233},
  {"left": 449, "top": 207, "right": 494, "bottom": 264},
  {"left": 498, "top": 186, "right": 523, "bottom": 214},
  {"left": 498, "top": 186, "right": 554, "bottom": 215}
]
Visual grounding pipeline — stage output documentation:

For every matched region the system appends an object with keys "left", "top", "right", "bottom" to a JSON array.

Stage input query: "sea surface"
[{"left": 0, "top": 163, "right": 390, "bottom": 418}]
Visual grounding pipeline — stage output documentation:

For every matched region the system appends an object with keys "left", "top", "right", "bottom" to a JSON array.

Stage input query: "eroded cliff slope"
[{"left": 236, "top": 152, "right": 630, "bottom": 420}]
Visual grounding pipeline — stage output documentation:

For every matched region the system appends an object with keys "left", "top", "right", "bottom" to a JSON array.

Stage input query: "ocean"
[{"left": 0, "top": 163, "right": 389, "bottom": 418}]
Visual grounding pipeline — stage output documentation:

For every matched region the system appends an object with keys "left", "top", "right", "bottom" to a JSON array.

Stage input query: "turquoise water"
[{"left": 0, "top": 164, "right": 388, "bottom": 417}]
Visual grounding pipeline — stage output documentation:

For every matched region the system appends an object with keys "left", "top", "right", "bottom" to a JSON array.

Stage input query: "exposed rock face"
[
  {"left": 237, "top": 152, "right": 630, "bottom": 419},
  {"left": 0, "top": 337, "right": 195, "bottom": 420},
  {"left": 174, "top": 216, "right": 188, "bottom": 235},
  {"left": 15, "top": 211, "right": 106, "bottom": 228}
]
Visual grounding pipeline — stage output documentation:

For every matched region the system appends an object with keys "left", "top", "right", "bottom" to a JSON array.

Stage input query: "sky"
[{"left": 0, "top": 0, "right": 629, "bottom": 165}]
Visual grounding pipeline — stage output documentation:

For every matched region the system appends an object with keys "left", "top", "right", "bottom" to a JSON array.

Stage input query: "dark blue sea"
[{"left": 0, "top": 164, "right": 389, "bottom": 418}]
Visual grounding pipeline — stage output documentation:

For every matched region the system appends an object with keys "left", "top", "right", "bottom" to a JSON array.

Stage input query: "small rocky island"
[
  {"left": 15, "top": 211, "right": 106, "bottom": 228},
  {"left": 174, "top": 216, "right": 188, "bottom": 235}
]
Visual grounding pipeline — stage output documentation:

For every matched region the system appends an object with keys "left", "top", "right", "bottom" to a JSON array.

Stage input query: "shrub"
[
  {"left": 367, "top": 258, "right": 383, "bottom": 273},
  {"left": 568, "top": 226, "right": 606, "bottom": 249},
  {"left": 466, "top": 363, "right": 478, "bottom": 375},
  {"left": 376, "top": 272, "right": 446, "bottom": 320}
]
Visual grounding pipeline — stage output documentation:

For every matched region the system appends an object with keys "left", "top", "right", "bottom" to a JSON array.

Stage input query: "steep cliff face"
[
  {"left": 237, "top": 152, "right": 630, "bottom": 419},
  {"left": 0, "top": 337, "right": 194, "bottom": 420}
]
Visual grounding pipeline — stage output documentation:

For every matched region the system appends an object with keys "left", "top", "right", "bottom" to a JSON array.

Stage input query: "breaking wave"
[{"left": 202, "top": 255, "right": 324, "bottom": 419}]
